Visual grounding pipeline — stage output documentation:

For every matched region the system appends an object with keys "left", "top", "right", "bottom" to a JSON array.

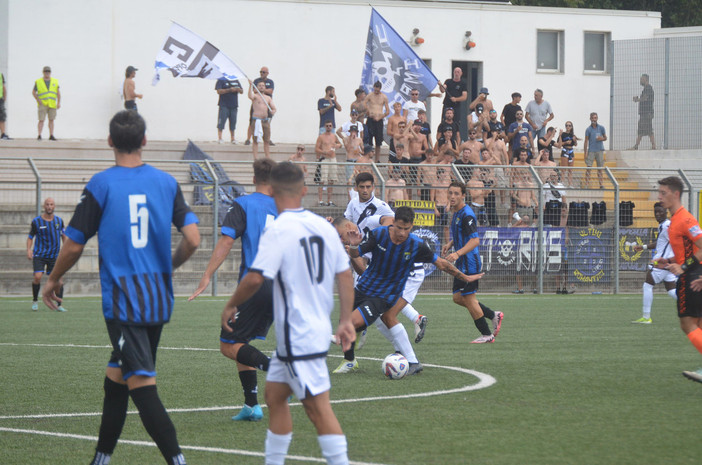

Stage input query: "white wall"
[{"left": 3, "top": 0, "right": 660, "bottom": 144}]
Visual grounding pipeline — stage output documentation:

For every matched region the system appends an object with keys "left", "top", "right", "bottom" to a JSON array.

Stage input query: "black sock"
[
  {"left": 473, "top": 317, "right": 492, "bottom": 336},
  {"left": 236, "top": 344, "right": 270, "bottom": 371},
  {"left": 344, "top": 341, "right": 356, "bottom": 361},
  {"left": 129, "top": 385, "right": 182, "bottom": 464},
  {"left": 238, "top": 370, "right": 259, "bottom": 406},
  {"left": 479, "top": 302, "right": 495, "bottom": 320},
  {"left": 57, "top": 285, "right": 64, "bottom": 300},
  {"left": 32, "top": 283, "right": 40, "bottom": 301},
  {"left": 95, "top": 377, "right": 129, "bottom": 455}
]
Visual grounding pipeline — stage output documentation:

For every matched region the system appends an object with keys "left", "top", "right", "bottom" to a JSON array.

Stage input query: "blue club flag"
[{"left": 360, "top": 9, "right": 438, "bottom": 105}]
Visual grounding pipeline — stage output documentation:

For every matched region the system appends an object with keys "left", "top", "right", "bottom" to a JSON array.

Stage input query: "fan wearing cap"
[
  {"left": 469, "top": 87, "right": 494, "bottom": 114},
  {"left": 32, "top": 66, "right": 60, "bottom": 140},
  {"left": 123, "top": 66, "right": 143, "bottom": 112},
  {"left": 467, "top": 103, "right": 488, "bottom": 143},
  {"left": 337, "top": 108, "right": 364, "bottom": 140},
  {"left": 338, "top": 124, "right": 364, "bottom": 184}
]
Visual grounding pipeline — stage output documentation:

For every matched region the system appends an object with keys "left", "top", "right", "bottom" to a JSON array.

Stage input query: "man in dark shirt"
[
  {"left": 215, "top": 77, "right": 243, "bottom": 144},
  {"left": 501, "top": 92, "right": 522, "bottom": 130},
  {"left": 438, "top": 67, "right": 468, "bottom": 137},
  {"left": 632, "top": 73, "right": 656, "bottom": 150}
]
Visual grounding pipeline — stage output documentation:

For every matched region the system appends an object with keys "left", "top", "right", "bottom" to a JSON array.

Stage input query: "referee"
[{"left": 27, "top": 197, "right": 65, "bottom": 311}]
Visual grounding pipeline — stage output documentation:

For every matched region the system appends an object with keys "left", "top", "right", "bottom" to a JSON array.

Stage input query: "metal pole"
[
  {"left": 371, "top": 162, "right": 386, "bottom": 200},
  {"left": 664, "top": 38, "right": 670, "bottom": 150},
  {"left": 609, "top": 40, "right": 614, "bottom": 151},
  {"left": 605, "top": 167, "right": 619, "bottom": 294},
  {"left": 531, "top": 165, "right": 544, "bottom": 294},
  {"left": 204, "top": 160, "right": 219, "bottom": 297},
  {"left": 28, "top": 158, "right": 41, "bottom": 217},
  {"left": 678, "top": 169, "right": 694, "bottom": 217}
]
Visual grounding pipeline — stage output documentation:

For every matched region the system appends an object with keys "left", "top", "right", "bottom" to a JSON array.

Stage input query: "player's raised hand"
[{"left": 188, "top": 275, "right": 211, "bottom": 301}]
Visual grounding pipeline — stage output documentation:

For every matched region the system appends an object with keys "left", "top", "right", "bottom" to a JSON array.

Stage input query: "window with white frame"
[
  {"left": 537, "top": 30, "right": 564, "bottom": 72},
  {"left": 584, "top": 31, "right": 611, "bottom": 72}
]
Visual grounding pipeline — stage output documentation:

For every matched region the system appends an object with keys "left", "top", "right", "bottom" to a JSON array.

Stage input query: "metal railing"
[{"left": 2, "top": 157, "right": 700, "bottom": 295}]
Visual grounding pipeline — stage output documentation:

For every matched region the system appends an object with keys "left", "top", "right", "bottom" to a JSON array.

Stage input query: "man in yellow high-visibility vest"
[{"left": 32, "top": 66, "right": 60, "bottom": 141}]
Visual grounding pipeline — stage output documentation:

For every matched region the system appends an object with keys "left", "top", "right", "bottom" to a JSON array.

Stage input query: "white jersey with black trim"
[
  {"left": 653, "top": 219, "right": 674, "bottom": 261},
  {"left": 344, "top": 194, "right": 393, "bottom": 227},
  {"left": 251, "top": 208, "right": 350, "bottom": 360}
]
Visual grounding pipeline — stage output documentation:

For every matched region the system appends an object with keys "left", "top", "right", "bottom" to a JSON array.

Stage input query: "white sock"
[
  {"left": 317, "top": 434, "right": 349, "bottom": 465},
  {"left": 389, "top": 323, "right": 418, "bottom": 363},
  {"left": 642, "top": 282, "right": 653, "bottom": 319},
  {"left": 401, "top": 303, "right": 420, "bottom": 324},
  {"left": 374, "top": 319, "right": 399, "bottom": 351},
  {"left": 265, "top": 430, "right": 292, "bottom": 465},
  {"left": 668, "top": 288, "right": 677, "bottom": 299}
]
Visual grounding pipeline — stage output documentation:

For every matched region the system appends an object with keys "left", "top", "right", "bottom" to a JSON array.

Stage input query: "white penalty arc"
[{"left": 0, "top": 343, "right": 496, "bottom": 421}]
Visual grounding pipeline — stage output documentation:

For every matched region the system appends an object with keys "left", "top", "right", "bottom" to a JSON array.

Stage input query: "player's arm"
[
  {"left": 26, "top": 237, "right": 34, "bottom": 260},
  {"left": 667, "top": 236, "right": 702, "bottom": 275},
  {"left": 434, "top": 256, "right": 483, "bottom": 282},
  {"left": 43, "top": 238, "right": 84, "bottom": 310},
  {"left": 172, "top": 223, "right": 200, "bottom": 270},
  {"left": 221, "top": 270, "right": 265, "bottom": 331},
  {"left": 446, "top": 237, "right": 479, "bottom": 263},
  {"left": 334, "top": 268, "right": 356, "bottom": 352}
]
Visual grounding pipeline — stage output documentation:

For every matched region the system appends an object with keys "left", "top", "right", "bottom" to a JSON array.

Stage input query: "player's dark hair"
[
  {"left": 653, "top": 202, "right": 664, "bottom": 209},
  {"left": 332, "top": 216, "right": 351, "bottom": 228},
  {"left": 395, "top": 206, "right": 414, "bottom": 224},
  {"left": 109, "top": 110, "right": 145, "bottom": 153},
  {"left": 271, "top": 161, "right": 304, "bottom": 195},
  {"left": 658, "top": 176, "right": 684, "bottom": 194},
  {"left": 355, "top": 88, "right": 365, "bottom": 97},
  {"left": 253, "top": 158, "right": 276, "bottom": 184},
  {"left": 355, "top": 172, "right": 375, "bottom": 186},
  {"left": 373, "top": 81, "right": 382, "bottom": 88},
  {"left": 449, "top": 180, "right": 466, "bottom": 194},
  {"left": 511, "top": 92, "right": 521, "bottom": 99}
]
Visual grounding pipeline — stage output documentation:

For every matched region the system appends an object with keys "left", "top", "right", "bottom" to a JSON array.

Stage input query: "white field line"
[
  {"left": 0, "top": 427, "right": 388, "bottom": 465},
  {"left": 0, "top": 342, "right": 496, "bottom": 421}
]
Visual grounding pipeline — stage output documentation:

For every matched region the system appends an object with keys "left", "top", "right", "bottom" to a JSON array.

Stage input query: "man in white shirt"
[
  {"left": 632, "top": 202, "right": 677, "bottom": 324},
  {"left": 221, "top": 162, "right": 355, "bottom": 465},
  {"left": 402, "top": 89, "right": 426, "bottom": 124}
]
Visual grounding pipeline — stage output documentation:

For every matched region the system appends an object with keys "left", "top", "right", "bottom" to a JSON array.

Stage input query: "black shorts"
[
  {"left": 124, "top": 100, "right": 137, "bottom": 111},
  {"left": 367, "top": 118, "right": 384, "bottom": 147},
  {"left": 676, "top": 270, "right": 702, "bottom": 318},
  {"left": 453, "top": 277, "right": 479, "bottom": 295},
  {"left": 220, "top": 278, "right": 274, "bottom": 343},
  {"left": 106, "top": 319, "right": 162, "bottom": 380},
  {"left": 354, "top": 290, "right": 391, "bottom": 328},
  {"left": 33, "top": 256, "right": 56, "bottom": 274},
  {"left": 0, "top": 99, "right": 6, "bottom": 123}
]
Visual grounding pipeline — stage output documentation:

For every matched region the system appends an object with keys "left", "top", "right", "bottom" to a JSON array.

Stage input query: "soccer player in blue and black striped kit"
[
  {"left": 27, "top": 197, "right": 65, "bottom": 311},
  {"left": 443, "top": 181, "right": 504, "bottom": 343},
  {"left": 43, "top": 111, "right": 200, "bottom": 465}
]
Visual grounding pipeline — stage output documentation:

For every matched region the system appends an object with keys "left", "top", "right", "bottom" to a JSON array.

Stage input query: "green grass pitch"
[{"left": 1, "top": 293, "right": 701, "bottom": 464}]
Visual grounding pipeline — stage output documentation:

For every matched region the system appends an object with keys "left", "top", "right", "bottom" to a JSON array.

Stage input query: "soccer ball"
[{"left": 382, "top": 353, "right": 409, "bottom": 379}]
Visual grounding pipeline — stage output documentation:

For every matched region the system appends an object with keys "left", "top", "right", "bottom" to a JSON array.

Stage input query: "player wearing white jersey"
[
  {"left": 632, "top": 202, "right": 677, "bottom": 324},
  {"left": 222, "top": 162, "right": 355, "bottom": 465},
  {"left": 343, "top": 172, "right": 428, "bottom": 344}
]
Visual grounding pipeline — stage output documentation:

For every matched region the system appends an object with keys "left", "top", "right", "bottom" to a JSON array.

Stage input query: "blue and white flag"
[
  {"left": 152, "top": 22, "right": 247, "bottom": 86},
  {"left": 360, "top": 9, "right": 438, "bottom": 105}
]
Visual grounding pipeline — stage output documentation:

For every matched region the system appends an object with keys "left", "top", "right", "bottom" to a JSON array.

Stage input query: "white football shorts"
[{"left": 267, "top": 353, "right": 331, "bottom": 400}]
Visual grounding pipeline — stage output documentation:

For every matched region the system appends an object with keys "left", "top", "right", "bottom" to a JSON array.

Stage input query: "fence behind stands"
[{"left": 2, "top": 157, "right": 700, "bottom": 295}]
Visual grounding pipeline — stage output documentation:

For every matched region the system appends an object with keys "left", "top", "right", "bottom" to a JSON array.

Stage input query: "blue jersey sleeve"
[
  {"left": 172, "top": 183, "right": 197, "bottom": 230},
  {"left": 65, "top": 187, "right": 102, "bottom": 245},
  {"left": 414, "top": 240, "right": 438, "bottom": 264},
  {"left": 462, "top": 214, "right": 479, "bottom": 239},
  {"left": 28, "top": 219, "right": 37, "bottom": 239},
  {"left": 221, "top": 201, "right": 246, "bottom": 240}
]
